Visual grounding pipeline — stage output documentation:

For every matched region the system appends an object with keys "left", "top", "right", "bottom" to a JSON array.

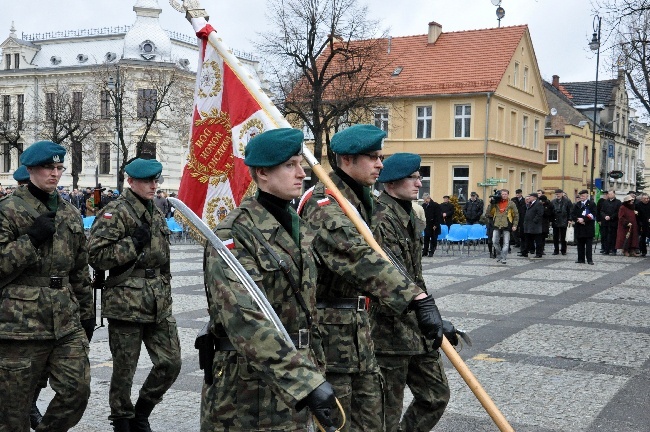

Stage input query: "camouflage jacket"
[
  {"left": 0, "top": 186, "right": 93, "bottom": 340},
  {"left": 299, "top": 172, "right": 425, "bottom": 374},
  {"left": 88, "top": 188, "right": 172, "bottom": 323},
  {"left": 372, "top": 192, "right": 436, "bottom": 355},
  {"left": 204, "top": 198, "right": 325, "bottom": 426}
]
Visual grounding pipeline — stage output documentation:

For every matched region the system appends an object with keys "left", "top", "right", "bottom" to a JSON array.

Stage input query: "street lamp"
[
  {"left": 589, "top": 15, "right": 601, "bottom": 196},
  {"left": 107, "top": 71, "right": 121, "bottom": 192}
]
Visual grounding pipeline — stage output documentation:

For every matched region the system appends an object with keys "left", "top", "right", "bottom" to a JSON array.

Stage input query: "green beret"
[
  {"left": 244, "top": 128, "right": 303, "bottom": 167},
  {"left": 125, "top": 158, "right": 163, "bottom": 179},
  {"left": 330, "top": 124, "right": 386, "bottom": 155},
  {"left": 20, "top": 141, "right": 66, "bottom": 167},
  {"left": 13, "top": 165, "right": 30, "bottom": 182},
  {"left": 378, "top": 153, "right": 421, "bottom": 183}
]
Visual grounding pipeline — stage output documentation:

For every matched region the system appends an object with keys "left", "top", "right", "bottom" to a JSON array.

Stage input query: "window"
[
  {"left": 521, "top": 115, "right": 528, "bottom": 147},
  {"left": 137, "top": 89, "right": 157, "bottom": 119},
  {"left": 2, "top": 143, "right": 11, "bottom": 172},
  {"left": 514, "top": 62, "right": 519, "bottom": 87},
  {"left": 510, "top": 111, "right": 517, "bottom": 143},
  {"left": 374, "top": 108, "right": 389, "bottom": 132},
  {"left": 583, "top": 146, "right": 588, "bottom": 167},
  {"left": 622, "top": 115, "right": 626, "bottom": 136},
  {"left": 139, "top": 142, "right": 156, "bottom": 159},
  {"left": 2, "top": 95, "right": 9, "bottom": 122},
  {"left": 99, "top": 143, "right": 111, "bottom": 174},
  {"left": 454, "top": 104, "right": 471, "bottom": 138},
  {"left": 547, "top": 143, "right": 558, "bottom": 162},
  {"left": 574, "top": 144, "right": 579, "bottom": 164},
  {"left": 17, "top": 94, "right": 24, "bottom": 130},
  {"left": 520, "top": 172, "right": 526, "bottom": 191},
  {"left": 624, "top": 153, "right": 630, "bottom": 181},
  {"left": 14, "top": 53, "right": 19, "bottom": 70},
  {"left": 72, "top": 92, "right": 83, "bottom": 121},
  {"left": 100, "top": 91, "right": 112, "bottom": 119},
  {"left": 533, "top": 119, "right": 539, "bottom": 149},
  {"left": 523, "top": 66, "right": 529, "bottom": 91},
  {"left": 452, "top": 166, "right": 469, "bottom": 203},
  {"left": 4, "top": 54, "right": 10, "bottom": 70},
  {"left": 45, "top": 92, "right": 56, "bottom": 121},
  {"left": 497, "top": 106, "right": 505, "bottom": 141},
  {"left": 617, "top": 149, "right": 622, "bottom": 171},
  {"left": 416, "top": 106, "right": 432, "bottom": 139},
  {"left": 531, "top": 174, "right": 537, "bottom": 192},
  {"left": 419, "top": 166, "right": 431, "bottom": 197}
]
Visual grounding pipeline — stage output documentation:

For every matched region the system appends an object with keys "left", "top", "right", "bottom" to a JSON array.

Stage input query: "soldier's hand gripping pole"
[{"left": 170, "top": 2, "right": 513, "bottom": 430}]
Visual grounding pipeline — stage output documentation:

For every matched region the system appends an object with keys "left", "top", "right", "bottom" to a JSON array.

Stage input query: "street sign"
[
  {"left": 486, "top": 177, "right": 508, "bottom": 183},
  {"left": 608, "top": 170, "right": 624, "bottom": 179},
  {"left": 478, "top": 182, "right": 499, "bottom": 187}
]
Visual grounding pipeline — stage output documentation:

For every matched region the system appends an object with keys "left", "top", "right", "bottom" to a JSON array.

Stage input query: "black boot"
[
  {"left": 29, "top": 399, "right": 43, "bottom": 430},
  {"left": 130, "top": 399, "right": 155, "bottom": 432},
  {"left": 111, "top": 418, "right": 131, "bottom": 432}
]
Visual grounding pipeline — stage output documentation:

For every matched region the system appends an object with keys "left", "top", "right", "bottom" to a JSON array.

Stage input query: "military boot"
[
  {"left": 130, "top": 398, "right": 155, "bottom": 432},
  {"left": 111, "top": 418, "right": 131, "bottom": 432}
]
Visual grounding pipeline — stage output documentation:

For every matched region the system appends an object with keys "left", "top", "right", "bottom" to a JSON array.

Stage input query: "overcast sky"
[{"left": 1, "top": 0, "right": 613, "bottom": 84}]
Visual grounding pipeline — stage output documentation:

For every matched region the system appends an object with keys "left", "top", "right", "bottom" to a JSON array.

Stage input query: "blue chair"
[
  {"left": 167, "top": 218, "right": 185, "bottom": 242},
  {"left": 437, "top": 225, "right": 449, "bottom": 250},
  {"left": 467, "top": 224, "right": 488, "bottom": 253},
  {"left": 82, "top": 216, "right": 95, "bottom": 231},
  {"left": 445, "top": 225, "right": 469, "bottom": 255}
]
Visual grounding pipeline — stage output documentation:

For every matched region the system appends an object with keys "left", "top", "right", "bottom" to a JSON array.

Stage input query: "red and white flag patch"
[
  {"left": 223, "top": 238, "right": 235, "bottom": 250},
  {"left": 317, "top": 198, "right": 331, "bottom": 207},
  {"left": 103, "top": 213, "right": 112, "bottom": 219}
]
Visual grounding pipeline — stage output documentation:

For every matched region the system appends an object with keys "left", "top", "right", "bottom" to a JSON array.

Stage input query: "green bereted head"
[
  {"left": 244, "top": 128, "right": 304, "bottom": 167},
  {"left": 125, "top": 158, "right": 163, "bottom": 179},
  {"left": 20, "top": 141, "right": 66, "bottom": 166},
  {"left": 378, "top": 153, "right": 421, "bottom": 183},
  {"left": 13, "top": 165, "right": 30, "bottom": 182},
  {"left": 330, "top": 124, "right": 386, "bottom": 155}
]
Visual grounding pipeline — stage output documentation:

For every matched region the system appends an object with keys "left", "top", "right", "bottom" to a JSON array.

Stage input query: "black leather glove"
[
  {"left": 131, "top": 224, "right": 151, "bottom": 252},
  {"left": 442, "top": 319, "right": 459, "bottom": 346},
  {"left": 411, "top": 295, "right": 444, "bottom": 350},
  {"left": 297, "top": 381, "right": 336, "bottom": 428},
  {"left": 26, "top": 211, "right": 56, "bottom": 247},
  {"left": 81, "top": 318, "right": 95, "bottom": 342}
]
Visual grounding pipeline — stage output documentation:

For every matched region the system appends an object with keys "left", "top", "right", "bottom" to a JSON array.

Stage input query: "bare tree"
[
  {"left": 95, "top": 62, "right": 193, "bottom": 192},
  {"left": 0, "top": 98, "right": 28, "bottom": 169},
  {"left": 257, "top": 0, "right": 397, "bottom": 173},
  {"left": 39, "top": 80, "right": 102, "bottom": 189}
]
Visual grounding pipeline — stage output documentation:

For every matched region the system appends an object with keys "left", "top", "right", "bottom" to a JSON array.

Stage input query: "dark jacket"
[
  {"left": 539, "top": 197, "right": 553, "bottom": 234},
  {"left": 550, "top": 197, "right": 573, "bottom": 228},
  {"left": 599, "top": 198, "right": 622, "bottom": 227},
  {"left": 616, "top": 203, "right": 639, "bottom": 250},
  {"left": 571, "top": 199, "right": 597, "bottom": 238},
  {"left": 463, "top": 198, "right": 484, "bottom": 222},
  {"left": 523, "top": 199, "right": 544, "bottom": 234},
  {"left": 422, "top": 200, "right": 441, "bottom": 235},
  {"left": 636, "top": 200, "right": 650, "bottom": 236},
  {"left": 511, "top": 196, "right": 526, "bottom": 227},
  {"left": 439, "top": 202, "right": 454, "bottom": 226}
]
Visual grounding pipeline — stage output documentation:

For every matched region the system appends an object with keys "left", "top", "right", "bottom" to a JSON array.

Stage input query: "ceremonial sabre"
[{"left": 168, "top": 197, "right": 293, "bottom": 346}]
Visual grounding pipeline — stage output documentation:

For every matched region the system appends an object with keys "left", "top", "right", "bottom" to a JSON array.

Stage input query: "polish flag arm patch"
[
  {"left": 103, "top": 213, "right": 112, "bottom": 219},
  {"left": 317, "top": 198, "right": 331, "bottom": 207},
  {"left": 223, "top": 238, "right": 235, "bottom": 250}
]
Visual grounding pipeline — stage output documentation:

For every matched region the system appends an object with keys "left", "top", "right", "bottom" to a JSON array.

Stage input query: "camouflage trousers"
[
  {"left": 326, "top": 371, "right": 384, "bottom": 432},
  {"left": 107, "top": 317, "right": 182, "bottom": 420},
  {"left": 0, "top": 329, "right": 91, "bottom": 432},
  {"left": 377, "top": 350, "right": 450, "bottom": 432}
]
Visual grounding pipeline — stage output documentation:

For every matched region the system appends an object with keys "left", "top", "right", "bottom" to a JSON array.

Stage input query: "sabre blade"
[{"left": 168, "top": 197, "right": 294, "bottom": 347}]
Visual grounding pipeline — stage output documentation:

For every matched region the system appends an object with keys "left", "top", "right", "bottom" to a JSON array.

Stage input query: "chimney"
[
  {"left": 552, "top": 75, "right": 560, "bottom": 89},
  {"left": 428, "top": 21, "right": 442, "bottom": 44}
]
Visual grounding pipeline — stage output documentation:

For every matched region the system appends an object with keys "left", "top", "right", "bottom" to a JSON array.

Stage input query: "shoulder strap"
[{"left": 249, "top": 227, "right": 313, "bottom": 327}]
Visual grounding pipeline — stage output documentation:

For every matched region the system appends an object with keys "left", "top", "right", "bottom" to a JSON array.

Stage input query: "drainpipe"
[{"left": 483, "top": 92, "right": 493, "bottom": 199}]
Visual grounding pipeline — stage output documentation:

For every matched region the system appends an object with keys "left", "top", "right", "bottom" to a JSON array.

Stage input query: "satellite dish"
[
  {"left": 550, "top": 108, "right": 557, "bottom": 116},
  {"left": 491, "top": 0, "right": 501, "bottom": 5}
]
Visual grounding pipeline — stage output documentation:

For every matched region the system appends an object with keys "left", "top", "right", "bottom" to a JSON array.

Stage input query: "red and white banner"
[{"left": 178, "top": 19, "right": 281, "bottom": 229}]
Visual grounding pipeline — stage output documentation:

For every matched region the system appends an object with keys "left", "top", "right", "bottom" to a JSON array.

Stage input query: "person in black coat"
[
  {"left": 439, "top": 195, "right": 454, "bottom": 228},
  {"left": 520, "top": 193, "right": 544, "bottom": 258},
  {"left": 463, "top": 192, "right": 484, "bottom": 225},
  {"left": 636, "top": 193, "right": 650, "bottom": 256},
  {"left": 598, "top": 190, "right": 621, "bottom": 255},
  {"left": 511, "top": 189, "right": 526, "bottom": 247},
  {"left": 572, "top": 189, "right": 597, "bottom": 264},
  {"left": 550, "top": 189, "right": 573, "bottom": 255},
  {"left": 539, "top": 194, "right": 553, "bottom": 254},
  {"left": 422, "top": 194, "right": 441, "bottom": 256}
]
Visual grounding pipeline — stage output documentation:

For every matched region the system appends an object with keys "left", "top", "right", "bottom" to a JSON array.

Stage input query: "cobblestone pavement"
[{"left": 39, "top": 241, "right": 650, "bottom": 431}]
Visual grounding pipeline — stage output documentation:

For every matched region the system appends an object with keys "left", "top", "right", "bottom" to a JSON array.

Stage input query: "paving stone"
[
  {"left": 172, "top": 293, "right": 209, "bottom": 315},
  {"left": 548, "top": 261, "right": 630, "bottom": 271},
  {"left": 470, "top": 280, "right": 578, "bottom": 296},
  {"left": 444, "top": 317, "right": 492, "bottom": 333},
  {"left": 550, "top": 301, "right": 650, "bottom": 329},
  {"left": 591, "top": 286, "right": 650, "bottom": 303},
  {"left": 618, "top": 273, "right": 650, "bottom": 287},
  {"left": 423, "top": 275, "right": 473, "bottom": 291},
  {"left": 489, "top": 323, "right": 650, "bottom": 368},
  {"left": 436, "top": 294, "right": 541, "bottom": 315},
  {"left": 170, "top": 251, "right": 205, "bottom": 261},
  {"left": 467, "top": 257, "right": 531, "bottom": 266},
  {"left": 429, "top": 265, "right": 506, "bottom": 276},
  {"left": 514, "top": 269, "right": 604, "bottom": 281},
  {"left": 171, "top": 274, "right": 204, "bottom": 289},
  {"left": 170, "top": 260, "right": 204, "bottom": 273}
]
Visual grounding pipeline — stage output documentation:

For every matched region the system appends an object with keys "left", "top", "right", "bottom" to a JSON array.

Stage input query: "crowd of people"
[{"left": 420, "top": 186, "right": 650, "bottom": 265}]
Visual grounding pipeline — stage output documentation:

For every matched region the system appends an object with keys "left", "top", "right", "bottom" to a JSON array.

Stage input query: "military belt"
[
  {"left": 316, "top": 296, "right": 369, "bottom": 311},
  {"left": 130, "top": 268, "right": 161, "bottom": 279},
  {"left": 12, "top": 276, "right": 70, "bottom": 289},
  {"left": 215, "top": 329, "right": 311, "bottom": 351}
]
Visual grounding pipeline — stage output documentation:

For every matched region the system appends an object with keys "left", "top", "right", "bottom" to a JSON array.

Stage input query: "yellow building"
[{"left": 367, "top": 22, "right": 548, "bottom": 203}]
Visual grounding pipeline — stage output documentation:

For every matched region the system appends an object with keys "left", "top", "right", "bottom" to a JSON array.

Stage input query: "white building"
[{"left": 0, "top": 0, "right": 265, "bottom": 192}]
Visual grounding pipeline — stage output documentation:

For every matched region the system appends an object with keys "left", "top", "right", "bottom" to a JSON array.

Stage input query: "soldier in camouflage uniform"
[
  {"left": 88, "top": 158, "right": 182, "bottom": 432},
  {"left": 0, "top": 141, "right": 93, "bottom": 432},
  {"left": 298, "top": 125, "right": 444, "bottom": 431},
  {"left": 201, "top": 128, "right": 336, "bottom": 431},
  {"left": 372, "top": 153, "right": 451, "bottom": 431}
]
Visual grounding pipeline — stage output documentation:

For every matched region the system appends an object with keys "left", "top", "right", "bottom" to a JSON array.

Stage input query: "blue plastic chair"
[
  {"left": 167, "top": 218, "right": 185, "bottom": 242},
  {"left": 437, "top": 225, "right": 449, "bottom": 250},
  {"left": 82, "top": 216, "right": 95, "bottom": 231},
  {"left": 467, "top": 224, "right": 488, "bottom": 253},
  {"left": 445, "top": 225, "right": 469, "bottom": 255}
]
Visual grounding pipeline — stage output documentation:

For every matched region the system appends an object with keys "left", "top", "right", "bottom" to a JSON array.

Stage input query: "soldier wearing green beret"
[
  {"left": 13, "top": 165, "right": 30, "bottom": 184},
  {"left": 201, "top": 128, "right": 336, "bottom": 431},
  {"left": 88, "top": 158, "right": 181, "bottom": 432},
  {"left": 0, "top": 140, "right": 93, "bottom": 432},
  {"left": 372, "top": 153, "right": 452, "bottom": 431},
  {"left": 298, "top": 125, "right": 444, "bottom": 431}
]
